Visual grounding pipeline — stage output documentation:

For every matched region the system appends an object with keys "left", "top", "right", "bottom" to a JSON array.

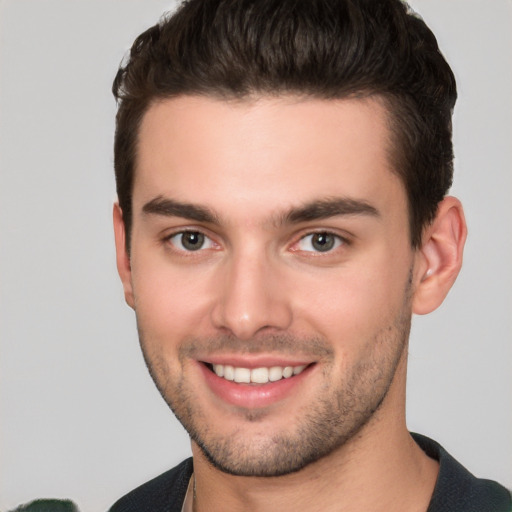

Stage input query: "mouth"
[
  {"left": 198, "top": 359, "right": 315, "bottom": 409},
  {"left": 205, "top": 362, "right": 308, "bottom": 384}
]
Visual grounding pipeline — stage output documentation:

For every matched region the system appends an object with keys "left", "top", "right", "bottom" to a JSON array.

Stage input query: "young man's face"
[{"left": 115, "top": 95, "right": 422, "bottom": 476}]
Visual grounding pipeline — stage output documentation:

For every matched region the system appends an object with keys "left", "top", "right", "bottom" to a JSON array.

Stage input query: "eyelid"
[
  {"left": 289, "top": 229, "right": 351, "bottom": 254},
  {"left": 163, "top": 228, "right": 219, "bottom": 253},
  {"left": 160, "top": 226, "right": 352, "bottom": 255}
]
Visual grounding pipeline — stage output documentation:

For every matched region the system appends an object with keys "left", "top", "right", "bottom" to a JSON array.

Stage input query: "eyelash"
[
  {"left": 293, "top": 231, "right": 348, "bottom": 254},
  {"left": 162, "top": 229, "right": 350, "bottom": 256},
  {"left": 163, "top": 230, "right": 217, "bottom": 253}
]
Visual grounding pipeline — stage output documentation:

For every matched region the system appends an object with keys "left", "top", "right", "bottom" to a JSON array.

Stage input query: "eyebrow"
[
  {"left": 284, "top": 197, "right": 380, "bottom": 224},
  {"left": 141, "top": 195, "right": 379, "bottom": 226},
  {"left": 142, "top": 196, "right": 219, "bottom": 224}
]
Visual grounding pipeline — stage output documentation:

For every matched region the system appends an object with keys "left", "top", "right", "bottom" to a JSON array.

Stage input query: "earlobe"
[
  {"left": 413, "top": 196, "right": 467, "bottom": 315},
  {"left": 113, "top": 203, "right": 135, "bottom": 309}
]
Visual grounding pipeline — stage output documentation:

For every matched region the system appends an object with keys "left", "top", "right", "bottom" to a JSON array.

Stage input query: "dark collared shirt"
[{"left": 109, "top": 433, "right": 512, "bottom": 512}]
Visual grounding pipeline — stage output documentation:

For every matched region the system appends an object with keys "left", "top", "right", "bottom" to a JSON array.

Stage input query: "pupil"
[
  {"left": 182, "top": 232, "right": 204, "bottom": 251},
  {"left": 312, "top": 233, "right": 334, "bottom": 252}
]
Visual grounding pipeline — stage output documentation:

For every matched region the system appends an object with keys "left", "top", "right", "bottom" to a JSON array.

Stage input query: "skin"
[{"left": 114, "top": 95, "right": 466, "bottom": 511}]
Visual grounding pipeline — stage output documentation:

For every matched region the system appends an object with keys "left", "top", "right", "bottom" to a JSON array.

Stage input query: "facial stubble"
[{"left": 137, "top": 276, "right": 413, "bottom": 478}]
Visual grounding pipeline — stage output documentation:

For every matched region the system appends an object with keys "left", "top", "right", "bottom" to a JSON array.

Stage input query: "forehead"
[{"left": 134, "top": 95, "right": 405, "bottom": 221}]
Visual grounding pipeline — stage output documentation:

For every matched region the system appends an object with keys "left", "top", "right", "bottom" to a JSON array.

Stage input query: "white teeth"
[
  {"left": 282, "top": 366, "right": 293, "bottom": 378},
  {"left": 293, "top": 365, "right": 306, "bottom": 375},
  {"left": 212, "top": 363, "right": 308, "bottom": 383},
  {"left": 223, "top": 365, "right": 235, "bottom": 381},
  {"left": 250, "top": 367, "right": 269, "bottom": 383},
  {"left": 234, "top": 367, "right": 251, "bottom": 383},
  {"left": 269, "top": 366, "right": 283, "bottom": 382}
]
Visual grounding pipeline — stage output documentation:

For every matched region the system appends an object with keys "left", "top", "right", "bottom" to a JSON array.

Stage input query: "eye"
[
  {"left": 296, "top": 232, "right": 344, "bottom": 253},
  {"left": 167, "top": 231, "right": 215, "bottom": 252}
]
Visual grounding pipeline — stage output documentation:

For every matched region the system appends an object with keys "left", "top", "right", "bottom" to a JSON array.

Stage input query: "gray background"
[{"left": 0, "top": 1, "right": 510, "bottom": 510}]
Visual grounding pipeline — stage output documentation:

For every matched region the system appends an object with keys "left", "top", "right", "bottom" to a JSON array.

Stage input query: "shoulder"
[
  {"left": 109, "top": 458, "right": 193, "bottom": 512},
  {"left": 412, "top": 433, "right": 511, "bottom": 512}
]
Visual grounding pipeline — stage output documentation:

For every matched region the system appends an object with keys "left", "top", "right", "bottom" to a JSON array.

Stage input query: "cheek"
[
  {"left": 293, "top": 251, "right": 411, "bottom": 346},
  {"left": 129, "top": 234, "right": 413, "bottom": 350},
  {"left": 130, "top": 255, "right": 216, "bottom": 340}
]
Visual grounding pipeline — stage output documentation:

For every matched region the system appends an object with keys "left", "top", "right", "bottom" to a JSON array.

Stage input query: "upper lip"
[{"left": 197, "top": 354, "right": 315, "bottom": 369}]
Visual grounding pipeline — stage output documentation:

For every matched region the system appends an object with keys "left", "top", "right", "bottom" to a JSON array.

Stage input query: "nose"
[{"left": 210, "top": 249, "right": 293, "bottom": 340}]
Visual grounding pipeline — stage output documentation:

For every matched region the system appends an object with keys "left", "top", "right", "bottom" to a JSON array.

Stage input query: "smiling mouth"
[{"left": 204, "top": 363, "right": 310, "bottom": 384}]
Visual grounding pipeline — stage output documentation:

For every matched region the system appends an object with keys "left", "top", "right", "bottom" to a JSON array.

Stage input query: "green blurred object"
[{"left": 8, "top": 499, "right": 79, "bottom": 512}]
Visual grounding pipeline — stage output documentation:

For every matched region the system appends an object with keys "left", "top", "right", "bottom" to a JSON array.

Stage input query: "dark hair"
[{"left": 113, "top": 0, "right": 456, "bottom": 250}]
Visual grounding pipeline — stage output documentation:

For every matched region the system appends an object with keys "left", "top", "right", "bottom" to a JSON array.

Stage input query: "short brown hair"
[{"left": 113, "top": 0, "right": 456, "bottom": 250}]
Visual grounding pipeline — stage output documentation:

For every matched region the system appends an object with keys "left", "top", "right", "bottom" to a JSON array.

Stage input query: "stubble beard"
[{"left": 137, "top": 283, "right": 412, "bottom": 478}]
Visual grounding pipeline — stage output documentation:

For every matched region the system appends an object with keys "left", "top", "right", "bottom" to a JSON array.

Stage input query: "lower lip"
[{"left": 198, "top": 363, "right": 314, "bottom": 409}]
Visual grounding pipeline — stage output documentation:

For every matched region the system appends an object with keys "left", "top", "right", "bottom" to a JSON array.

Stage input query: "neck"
[{"left": 191, "top": 355, "right": 438, "bottom": 512}]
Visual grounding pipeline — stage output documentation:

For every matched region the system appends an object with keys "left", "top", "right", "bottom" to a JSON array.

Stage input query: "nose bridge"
[{"left": 211, "top": 243, "right": 292, "bottom": 339}]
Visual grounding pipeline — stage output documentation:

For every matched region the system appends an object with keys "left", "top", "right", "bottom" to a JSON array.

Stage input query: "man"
[{"left": 109, "top": 0, "right": 511, "bottom": 510}]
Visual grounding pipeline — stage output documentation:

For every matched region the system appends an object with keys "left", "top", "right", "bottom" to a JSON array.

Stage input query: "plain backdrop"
[{"left": 0, "top": 1, "right": 510, "bottom": 510}]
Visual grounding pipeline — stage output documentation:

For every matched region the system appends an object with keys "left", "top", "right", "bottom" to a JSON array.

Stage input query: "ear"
[
  {"left": 412, "top": 196, "right": 467, "bottom": 315},
  {"left": 113, "top": 203, "right": 135, "bottom": 309}
]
